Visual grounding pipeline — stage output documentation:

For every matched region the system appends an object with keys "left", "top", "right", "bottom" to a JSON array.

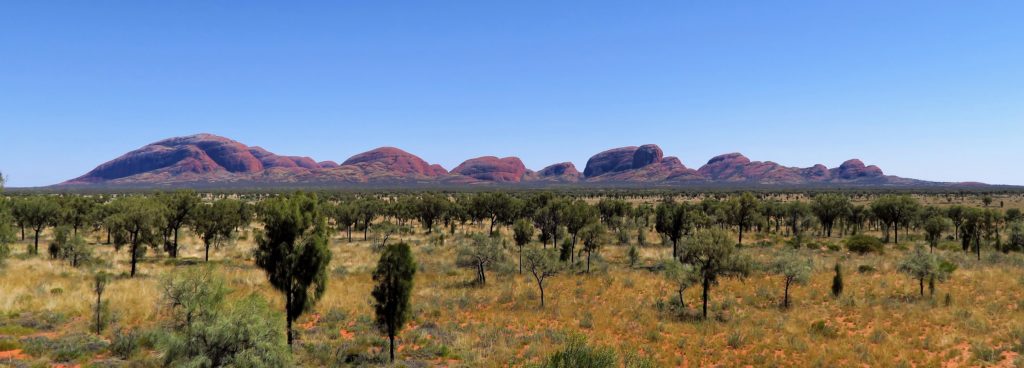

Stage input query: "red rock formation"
[
  {"left": 248, "top": 147, "right": 320, "bottom": 170},
  {"left": 697, "top": 153, "right": 752, "bottom": 181},
  {"left": 67, "top": 134, "right": 267, "bottom": 183},
  {"left": 318, "top": 160, "right": 340, "bottom": 169},
  {"left": 451, "top": 156, "right": 528, "bottom": 183},
  {"left": 831, "top": 159, "right": 884, "bottom": 180},
  {"left": 534, "top": 162, "right": 582, "bottom": 182},
  {"left": 341, "top": 147, "right": 448, "bottom": 178},
  {"left": 583, "top": 144, "right": 666, "bottom": 178},
  {"left": 60, "top": 135, "right": 947, "bottom": 188}
]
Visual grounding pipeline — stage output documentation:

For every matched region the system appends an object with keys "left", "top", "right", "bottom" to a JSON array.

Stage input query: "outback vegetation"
[{"left": 1, "top": 179, "right": 1024, "bottom": 366}]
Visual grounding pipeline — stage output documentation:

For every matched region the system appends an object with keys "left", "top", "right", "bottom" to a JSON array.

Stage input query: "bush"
[
  {"left": 845, "top": 235, "right": 884, "bottom": 254},
  {"left": 535, "top": 334, "right": 617, "bottom": 368},
  {"left": 809, "top": 320, "right": 839, "bottom": 339},
  {"left": 110, "top": 328, "right": 140, "bottom": 359},
  {"left": 23, "top": 333, "right": 108, "bottom": 362},
  {"left": 727, "top": 331, "right": 745, "bottom": 349},
  {"left": 158, "top": 269, "right": 291, "bottom": 367}
]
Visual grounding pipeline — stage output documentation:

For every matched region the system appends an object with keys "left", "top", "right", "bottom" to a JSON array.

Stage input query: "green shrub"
[
  {"left": 23, "top": 333, "right": 108, "bottom": 362},
  {"left": 727, "top": 331, "right": 745, "bottom": 349},
  {"left": 809, "top": 320, "right": 839, "bottom": 339},
  {"left": 110, "top": 328, "right": 140, "bottom": 359},
  {"left": 535, "top": 334, "right": 617, "bottom": 368},
  {"left": 971, "top": 341, "right": 1001, "bottom": 363},
  {"left": 857, "top": 264, "right": 877, "bottom": 274},
  {"left": 845, "top": 235, "right": 884, "bottom": 254},
  {"left": 158, "top": 269, "right": 291, "bottom": 367}
]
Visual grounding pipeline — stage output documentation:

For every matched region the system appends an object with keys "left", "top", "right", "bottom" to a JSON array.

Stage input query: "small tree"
[
  {"left": 456, "top": 233, "right": 504, "bottom": 285},
  {"left": 160, "top": 268, "right": 290, "bottom": 367},
  {"left": 898, "top": 245, "right": 955, "bottom": 297},
  {"left": 562, "top": 200, "right": 597, "bottom": 263},
  {"left": 662, "top": 260, "right": 698, "bottom": 309},
  {"left": 655, "top": 201, "right": 690, "bottom": 258},
  {"left": 726, "top": 192, "right": 761, "bottom": 244},
  {"left": 627, "top": 245, "right": 640, "bottom": 268},
  {"left": 579, "top": 223, "right": 607, "bottom": 273},
  {"left": 356, "top": 197, "right": 383, "bottom": 241},
  {"left": 60, "top": 196, "right": 96, "bottom": 237},
  {"left": 523, "top": 246, "right": 560, "bottom": 308},
  {"left": 23, "top": 196, "right": 60, "bottom": 255},
  {"left": 512, "top": 219, "right": 534, "bottom": 274},
  {"left": 415, "top": 193, "right": 449, "bottom": 234},
  {"left": 107, "top": 197, "right": 166, "bottom": 277},
  {"left": 190, "top": 199, "right": 245, "bottom": 262},
  {"left": 372, "top": 242, "right": 416, "bottom": 363},
  {"left": 831, "top": 264, "right": 843, "bottom": 298},
  {"left": 159, "top": 190, "right": 200, "bottom": 258},
  {"left": 254, "top": 193, "right": 331, "bottom": 346},
  {"left": 678, "top": 229, "right": 751, "bottom": 319},
  {"left": 923, "top": 216, "right": 951, "bottom": 253},
  {"left": 811, "top": 193, "right": 850, "bottom": 238},
  {"left": 330, "top": 202, "right": 359, "bottom": 242},
  {"left": 93, "top": 271, "right": 109, "bottom": 334},
  {"left": 1006, "top": 222, "right": 1024, "bottom": 253},
  {"left": 52, "top": 226, "right": 91, "bottom": 267},
  {"left": 773, "top": 250, "right": 811, "bottom": 309}
]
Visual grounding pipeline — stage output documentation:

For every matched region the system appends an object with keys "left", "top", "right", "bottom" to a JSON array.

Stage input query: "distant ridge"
[{"left": 57, "top": 133, "right": 981, "bottom": 188}]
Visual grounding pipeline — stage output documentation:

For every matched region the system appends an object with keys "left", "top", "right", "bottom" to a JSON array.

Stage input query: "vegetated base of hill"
[{"left": 1, "top": 193, "right": 1023, "bottom": 367}]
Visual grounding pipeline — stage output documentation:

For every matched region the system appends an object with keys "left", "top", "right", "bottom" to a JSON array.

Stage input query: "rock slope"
[{"left": 59, "top": 134, "right": 948, "bottom": 187}]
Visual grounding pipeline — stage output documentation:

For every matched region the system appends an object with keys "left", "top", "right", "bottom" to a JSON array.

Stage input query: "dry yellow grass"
[{"left": 1, "top": 195, "right": 1024, "bottom": 367}]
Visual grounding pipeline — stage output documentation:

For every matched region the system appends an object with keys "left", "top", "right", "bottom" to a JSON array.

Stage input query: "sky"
[{"left": 1, "top": 1, "right": 1023, "bottom": 187}]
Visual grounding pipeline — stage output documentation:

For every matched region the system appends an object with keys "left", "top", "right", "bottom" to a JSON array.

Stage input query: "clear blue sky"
[{"left": 2, "top": 1, "right": 1022, "bottom": 187}]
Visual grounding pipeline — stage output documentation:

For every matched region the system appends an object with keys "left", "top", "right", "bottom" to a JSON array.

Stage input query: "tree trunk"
[
  {"left": 518, "top": 248, "right": 523, "bottom": 274},
  {"left": 586, "top": 251, "right": 591, "bottom": 273},
  {"left": 286, "top": 291, "right": 294, "bottom": 346},
  {"left": 347, "top": 227, "right": 352, "bottom": 242},
  {"left": 95, "top": 292, "right": 102, "bottom": 334},
  {"left": 205, "top": 242, "right": 210, "bottom": 262},
  {"left": 33, "top": 229, "right": 41, "bottom": 255},
  {"left": 537, "top": 279, "right": 545, "bottom": 308},
  {"left": 172, "top": 228, "right": 179, "bottom": 258},
  {"left": 702, "top": 278, "right": 710, "bottom": 319},
  {"left": 287, "top": 316, "right": 293, "bottom": 346},
  {"left": 783, "top": 279, "right": 791, "bottom": 308},
  {"left": 389, "top": 334, "right": 396, "bottom": 362},
  {"left": 552, "top": 225, "right": 559, "bottom": 253},
  {"left": 894, "top": 222, "right": 899, "bottom": 244},
  {"left": 976, "top": 236, "right": 981, "bottom": 260},
  {"left": 130, "top": 244, "right": 137, "bottom": 277},
  {"left": 570, "top": 234, "right": 577, "bottom": 263},
  {"left": 738, "top": 226, "right": 744, "bottom": 245},
  {"left": 919, "top": 278, "right": 924, "bottom": 296}
]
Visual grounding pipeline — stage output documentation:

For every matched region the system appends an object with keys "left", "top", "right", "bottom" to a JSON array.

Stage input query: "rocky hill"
[{"left": 59, "top": 133, "right": 955, "bottom": 188}]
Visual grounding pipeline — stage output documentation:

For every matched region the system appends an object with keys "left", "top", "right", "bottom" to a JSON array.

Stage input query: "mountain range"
[{"left": 56, "top": 133, "right": 974, "bottom": 188}]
